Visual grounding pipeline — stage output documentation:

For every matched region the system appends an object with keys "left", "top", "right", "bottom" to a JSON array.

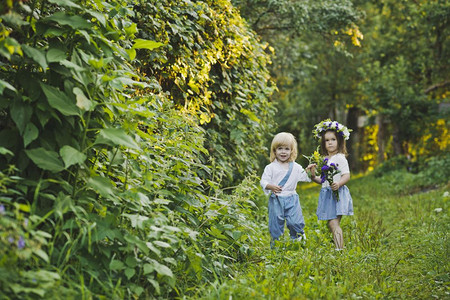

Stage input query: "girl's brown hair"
[
  {"left": 320, "top": 130, "right": 348, "bottom": 156},
  {"left": 269, "top": 132, "right": 298, "bottom": 162}
]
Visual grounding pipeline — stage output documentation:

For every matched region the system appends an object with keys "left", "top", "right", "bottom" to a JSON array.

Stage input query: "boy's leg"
[
  {"left": 285, "top": 195, "right": 305, "bottom": 240},
  {"left": 268, "top": 196, "right": 285, "bottom": 244}
]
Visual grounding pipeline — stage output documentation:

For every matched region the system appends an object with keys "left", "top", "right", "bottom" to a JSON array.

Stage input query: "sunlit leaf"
[
  {"left": 95, "top": 128, "right": 139, "bottom": 149},
  {"left": 60, "top": 145, "right": 86, "bottom": 168},
  {"left": 0, "top": 79, "right": 17, "bottom": 94},
  {"left": 132, "top": 39, "right": 164, "bottom": 50},
  {"left": 33, "top": 249, "right": 49, "bottom": 262},
  {"left": 73, "top": 87, "right": 93, "bottom": 111},
  {"left": 87, "top": 176, "right": 114, "bottom": 198},
  {"left": 0, "top": 147, "right": 13, "bottom": 156},
  {"left": 153, "top": 261, "right": 173, "bottom": 278}
]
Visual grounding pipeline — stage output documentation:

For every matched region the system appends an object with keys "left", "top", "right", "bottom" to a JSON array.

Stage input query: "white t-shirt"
[
  {"left": 260, "top": 160, "right": 311, "bottom": 196},
  {"left": 321, "top": 153, "right": 350, "bottom": 188}
]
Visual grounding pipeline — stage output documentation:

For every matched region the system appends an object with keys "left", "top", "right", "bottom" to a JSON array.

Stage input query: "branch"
[{"left": 424, "top": 80, "right": 450, "bottom": 94}]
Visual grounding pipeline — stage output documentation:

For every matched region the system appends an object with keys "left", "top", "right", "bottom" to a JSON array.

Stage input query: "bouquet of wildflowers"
[{"left": 304, "top": 147, "right": 341, "bottom": 201}]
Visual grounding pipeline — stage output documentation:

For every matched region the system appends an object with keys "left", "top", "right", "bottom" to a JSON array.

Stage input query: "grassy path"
[{"left": 196, "top": 172, "right": 449, "bottom": 299}]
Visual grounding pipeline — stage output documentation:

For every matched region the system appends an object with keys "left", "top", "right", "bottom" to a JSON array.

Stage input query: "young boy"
[{"left": 260, "top": 132, "right": 312, "bottom": 246}]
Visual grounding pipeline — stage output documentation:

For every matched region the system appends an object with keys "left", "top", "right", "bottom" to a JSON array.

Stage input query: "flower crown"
[{"left": 313, "top": 119, "right": 352, "bottom": 140}]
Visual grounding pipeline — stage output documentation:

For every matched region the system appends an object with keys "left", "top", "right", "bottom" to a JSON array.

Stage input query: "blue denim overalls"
[{"left": 268, "top": 162, "right": 305, "bottom": 243}]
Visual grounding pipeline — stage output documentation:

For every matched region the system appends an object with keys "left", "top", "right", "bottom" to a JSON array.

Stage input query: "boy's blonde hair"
[{"left": 269, "top": 132, "right": 298, "bottom": 162}]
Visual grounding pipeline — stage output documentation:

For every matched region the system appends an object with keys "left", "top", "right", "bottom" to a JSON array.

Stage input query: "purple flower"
[
  {"left": 18, "top": 236, "right": 25, "bottom": 249},
  {"left": 8, "top": 236, "right": 14, "bottom": 243},
  {"left": 0, "top": 204, "right": 5, "bottom": 215},
  {"left": 321, "top": 165, "right": 330, "bottom": 171},
  {"left": 330, "top": 163, "right": 337, "bottom": 168}
]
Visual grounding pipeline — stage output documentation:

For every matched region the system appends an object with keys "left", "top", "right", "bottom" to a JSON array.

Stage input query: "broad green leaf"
[
  {"left": 33, "top": 249, "right": 49, "bottom": 262},
  {"left": 123, "top": 213, "right": 149, "bottom": 229},
  {"left": 0, "top": 37, "right": 22, "bottom": 60},
  {"left": 0, "top": 147, "right": 14, "bottom": 156},
  {"left": 148, "top": 279, "right": 160, "bottom": 295},
  {"left": 95, "top": 128, "right": 139, "bottom": 149},
  {"left": 129, "top": 285, "right": 144, "bottom": 296},
  {"left": 1, "top": 12, "right": 29, "bottom": 26},
  {"left": 18, "top": 203, "right": 30, "bottom": 212},
  {"left": 126, "top": 48, "right": 136, "bottom": 61},
  {"left": 110, "top": 259, "right": 125, "bottom": 270},
  {"left": 153, "top": 241, "right": 171, "bottom": 248},
  {"left": 143, "top": 263, "right": 155, "bottom": 275},
  {"left": 46, "top": 12, "right": 91, "bottom": 30},
  {"left": 86, "top": 9, "right": 106, "bottom": 26},
  {"left": 0, "top": 79, "right": 17, "bottom": 94},
  {"left": 146, "top": 242, "right": 161, "bottom": 257},
  {"left": 126, "top": 256, "right": 137, "bottom": 268},
  {"left": 60, "top": 145, "right": 86, "bottom": 168},
  {"left": 25, "top": 148, "right": 64, "bottom": 172},
  {"left": 125, "top": 268, "right": 135, "bottom": 280},
  {"left": 40, "top": 82, "right": 80, "bottom": 116},
  {"left": 23, "top": 123, "right": 39, "bottom": 147},
  {"left": 87, "top": 176, "right": 114, "bottom": 198},
  {"left": 48, "top": 0, "right": 81, "bottom": 9},
  {"left": 153, "top": 261, "right": 173, "bottom": 278},
  {"left": 59, "top": 59, "right": 86, "bottom": 72},
  {"left": 132, "top": 39, "right": 164, "bottom": 50},
  {"left": 46, "top": 48, "right": 66, "bottom": 63},
  {"left": 22, "top": 45, "right": 48, "bottom": 70},
  {"left": 10, "top": 100, "right": 32, "bottom": 135},
  {"left": 73, "top": 87, "right": 93, "bottom": 111}
]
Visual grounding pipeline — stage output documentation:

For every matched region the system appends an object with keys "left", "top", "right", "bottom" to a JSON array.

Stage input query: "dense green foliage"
[
  {"left": 190, "top": 168, "right": 449, "bottom": 299},
  {"left": 0, "top": 0, "right": 274, "bottom": 298},
  {"left": 235, "top": 0, "right": 449, "bottom": 169},
  {"left": 0, "top": 0, "right": 448, "bottom": 299}
]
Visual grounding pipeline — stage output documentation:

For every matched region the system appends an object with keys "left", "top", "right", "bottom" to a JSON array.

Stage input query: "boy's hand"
[{"left": 266, "top": 184, "right": 282, "bottom": 194}]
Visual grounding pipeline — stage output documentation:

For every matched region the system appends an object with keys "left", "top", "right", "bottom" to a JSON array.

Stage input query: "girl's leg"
[{"left": 327, "top": 216, "right": 343, "bottom": 250}]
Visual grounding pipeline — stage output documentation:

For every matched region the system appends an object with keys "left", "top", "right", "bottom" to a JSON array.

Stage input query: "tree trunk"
[
  {"left": 346, "top": 107, "right": 360, "bottom": 171},
  {"left": 392, "top": 125, "right": 403, "bottom": 156},
  {"left": 376, "top": 115, "right": 385, "bottom": 163}
]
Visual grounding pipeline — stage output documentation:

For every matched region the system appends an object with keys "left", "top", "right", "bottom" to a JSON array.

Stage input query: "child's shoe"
[{"left": 296, "top": 233, "right": 307, "bottom": 243}]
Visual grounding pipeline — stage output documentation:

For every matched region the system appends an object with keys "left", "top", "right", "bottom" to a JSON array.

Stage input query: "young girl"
[
  {"left": 309, "top": 120, "right": 353, "bottom": 250},
  {"left": 260, "top": 132, "right": 312, "bottom": 246}
]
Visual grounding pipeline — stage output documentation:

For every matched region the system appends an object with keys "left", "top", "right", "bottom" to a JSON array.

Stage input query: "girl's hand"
[
  {"left": 266, "top": 184, "right": 282, "bottom": 194},
  {"left": 306, "top": 164, "right": 317, "bottom": 178},
  {"left": 331, "top": 182, "right": 340, "bottom": 191}
]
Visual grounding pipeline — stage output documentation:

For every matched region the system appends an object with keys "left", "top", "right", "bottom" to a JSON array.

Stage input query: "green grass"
[{"left": 191, "top": 171, "right": 449, "bottom": 299}]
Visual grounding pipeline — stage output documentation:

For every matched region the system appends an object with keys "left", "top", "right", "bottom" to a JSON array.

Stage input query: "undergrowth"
[{"left": 191, "top": 169, "right": 449, "bottom": 299}]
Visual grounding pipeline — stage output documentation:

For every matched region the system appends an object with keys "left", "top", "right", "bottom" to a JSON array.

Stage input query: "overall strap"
[{"left": 277, "top": 162, "right": 293, "bottom": 186}]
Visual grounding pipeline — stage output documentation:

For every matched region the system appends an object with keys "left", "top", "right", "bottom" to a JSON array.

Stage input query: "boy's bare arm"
[{"left": 265, "top": 183, "right": 282, "bottom": 194}]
